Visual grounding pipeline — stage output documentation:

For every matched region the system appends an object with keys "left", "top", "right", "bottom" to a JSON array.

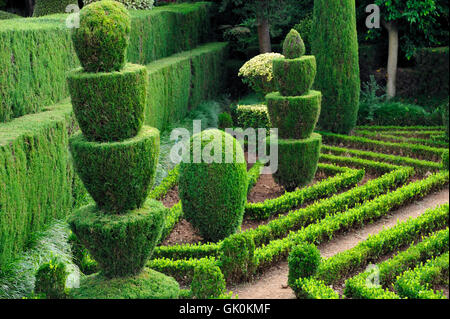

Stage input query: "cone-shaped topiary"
[
  {"left": 283, "top": 29, "right": 305, "bottom": 59},
  {"left": 69, "top": 198, "right": 167, "bottom": 278},
  {"left": 178, "top": 129, "right": 248, "bottom": 242},
  {"left": 68, "top": 63, "right": 148, "bottom": 142},
  {"left": 72, "top": 0, "right": 131, "bottom": 72},
  {"left": 311, "top": 0, "right": 360, "bottom": 134}
]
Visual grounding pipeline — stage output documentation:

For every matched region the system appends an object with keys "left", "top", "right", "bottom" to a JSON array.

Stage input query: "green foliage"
[
  {"left": 69, "top": 199, "right": 167, "bottom": 278},
  {"left": 272, "top": 56, "right": 316, "bottom": 97},
  {"left": 293, "top": 15, "right": 313, "bottom": 55},
  {"left": 288, "top": 243, "right": 321, "bottom": 286},
  {"left": 70, "top": 126, "right": 159, "bottom": 212},
  {"left": 312, "top": 0, "right": 360, "bottom": 134},
  {"left": 83, "top": 0, "right": 155, "bottom": 9},
  {"left": 442, "top": 99, "right": 449, "bottom": 138},
  {"left": 68, "top": 233, "right": 98, "bottom": 275},
  {"left": 219, "top": 232, "right": 256, "bottom": 282},
  {"left": 179, "top": 129, "right": 248, "bottom": 242},
  {"left": 68, "top": 63, "right": 147, "bottom": 141},
  {"left": 0, "top": 10, "right": 19, "bottom": 19},
  {"left": 442, "top": 150, "right": 449, "bottom": 170},
  {"left": 272, "top": 133, "right": 322, "bottom": 191},
  {"left": 218, "top": 112, "right": 233, "bottom": 130},
  {"left": 34, "top": 257, "right": 68, "bottom": 299},
  {"left": 191, "top": 263, "right": 227, "bottom": 299},
  {"left": 282, "top": 29, "right": 305, "bottom": 59},
  {"left": 415, "top": 47, "right": 449, "bottom": 98},
  {"left": 235, "top": 104, "right": 272, "bottom": 130},
  {"left": 33, "top": 0, "right": 77, "bottom": 17},
  {"left": 72, "top": 0, "right": 131, "bottom": 73},
  {"left": 266, "top": 91, "right": 320, "bottom": 139},
  {"left": 354, "top": 130, "right": 448, "bottom": 149},
  {"left": 70, "top": 268, "right": 179, "bottom": 299},
  {"left": 292, "top": 277, "right": 339, "bottom": 299}
]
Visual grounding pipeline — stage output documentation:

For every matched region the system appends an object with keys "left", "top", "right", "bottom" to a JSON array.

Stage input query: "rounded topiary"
[
  {"left": 191, "top": 263, "right": 227, "bottom": 299},
  {"left": 272, "top": 56, "right": 317, "bottom": 96},
  {"left": 271, "top": 133, "right": 322, "bottom": 191},
  {"left": 178, "top": 129, "right": 248, "bottom": 242},
  {"left": 33, "top": 0, "right": 77, "bottom": 17},
  {"left": 288, "top": 243, "right": 321, "bottom": 287},
  {"left": 35, "top": 257, "right": 68, "bottom": 299},
  {"left": 72, "top": 0, "right": 131, "bottom": 72},
  {"left": 69, "top": 198, "right": 167, "bottom": 278},
  {"left": 69, "top": 126, "right": 160, "bottom": 213},
  {"left": 312, "top": 0, "right": 360, "bottom": 134},
  {"left": 283, "top": 29, "right": 305, "bottom": 59},
  {"left": 70, "top": 268, "right": 179, "bottom": 299},
  {"left": 267, "top": 90, "right": 321, "bottom": 139},
  {"left": 68, "top": 63, "right": 148, "bottom": 142}
]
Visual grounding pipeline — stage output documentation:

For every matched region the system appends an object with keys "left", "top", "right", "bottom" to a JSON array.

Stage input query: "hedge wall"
[
  {"left": 145, "top": 42, "right": 227, "bottom": 130},
  {"left": 0, "top": 42, "right": 226, "bottom": 269},
  {"left": 0, "top": 2, "right": 212, "bottom": 123}
]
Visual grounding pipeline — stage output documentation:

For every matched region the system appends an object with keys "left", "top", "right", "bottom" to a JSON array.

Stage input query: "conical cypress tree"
[{"left": 311, "top": 0, "right": 360, "bottom": 134}]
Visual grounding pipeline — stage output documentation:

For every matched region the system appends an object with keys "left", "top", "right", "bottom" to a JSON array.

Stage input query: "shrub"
[
  {"left": 442, "top": 99, "right": 449, "bottom": 138},
  {"left": 0, "top": 10, "right": 19, "bottom": 19},
  {"left": 442, "top": 150, "right": 449, "bottom": 170},
  {"left": 271, "top": 133, "right": 322, "bottom": 191},
  {"left": 34, "top": 257, "right": 68, "bottom": 299},
  {"left": 266, "top": 91, "right": 321, "bottom": 139},
  {"left": 83, "top": 0, "right": 155, "bottom": 9},
  {"left": 191, "top": 263, "right": 227, "bottom": 299},
  {"left": 282, "top": 29, "right": 305, "bottom": 59},
  {"left": 69, "top": 198, "right": 167, "bottom": 278},
  {"left": 69, "top": 126, "right": 159, "bottom": 212},
  {"left": 293, "top": 15, "right": 313, "bottom": 55},
  {"left": 33, "top": 0, "right": 77, "bottom": 17},
  {"left": 72, "top": 0, "right": 131, "bottom": 72},
  {"left": 68, "top": 63, "right": 147, "bottom": 142},
  {"left": 178, "top": 129, "right": 248, "bottom": 242},
  {"left": 288, "top": 243, "right": 321, "bottom": 287},
  {"left": 235, "top": 104, "right": 272, "bottom": 130},
  {"left": 218, "top": 112, "right": 233, "bottom": 130},
  {"left": 238, "top": 53, "right": 284, "bottom": 96},
  {"left": 272, "top": 56, "right": 316, "bottom": 97},
  {"left": 311, "top": 0, "right": 360, "bottom": 134},
  {"left": 219, "top": 233, "right": 256, "bottom": 283}
]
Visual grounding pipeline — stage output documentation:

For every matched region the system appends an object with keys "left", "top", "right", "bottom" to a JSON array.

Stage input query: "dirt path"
[{"left": 230, "top": 187, "right": 449, "bottom": 299}]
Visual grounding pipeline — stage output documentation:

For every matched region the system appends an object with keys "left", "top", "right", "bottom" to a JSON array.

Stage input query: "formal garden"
[{"left": 0, "top": 0, "right": 449, "bottom": 302}]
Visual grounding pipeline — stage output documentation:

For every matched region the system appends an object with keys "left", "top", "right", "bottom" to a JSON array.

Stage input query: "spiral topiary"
[
  {"left": 178, "top": 129, "right": 248, "bottom": 242},
  {"left": 72, "top": 0, "right": 131, "bottom": 72}
]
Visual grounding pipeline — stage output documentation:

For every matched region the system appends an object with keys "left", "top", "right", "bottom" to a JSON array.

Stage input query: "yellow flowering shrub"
[{"left": 238, "top": 53, "right": 284, "bottom": 95}]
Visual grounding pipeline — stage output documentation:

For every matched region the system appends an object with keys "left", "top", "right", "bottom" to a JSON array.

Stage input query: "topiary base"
[
  {"left": 69, "top": 268, "right": 180, "bottom": 299},
  {"left": 69, "top": 199, "right": 167, "bottom": 278},
  {"left": 69, "top": 126, "right": 159, "bottom": 212},
  {"left": 266, "top": 91, "right": 321, "bottom": 139},
  {"left": 271, "top": 133, "right": 322, "bottom": 191},
  {"left": 272, "top": 56, "right": 316, "bottom": 96},
  {"left": 68, "top": 63, "right": 148, "bottom": 142}
]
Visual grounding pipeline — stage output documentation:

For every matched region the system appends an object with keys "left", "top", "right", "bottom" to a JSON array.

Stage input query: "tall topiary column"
[
  {"left": 267, "top": 29, "right": 322, "bottom": 191},
  {"left": 67, "top": 0, "right": 179, "bottom": 299},
  {"left": 311, "top": 0, "right": 360, "bottom": 134}
]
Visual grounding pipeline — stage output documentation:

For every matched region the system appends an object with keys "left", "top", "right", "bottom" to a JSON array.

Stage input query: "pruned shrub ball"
[
  {"left": 288, "top": 243, "right": 321, "bottom": 287},
  {"left": 72, "top": 0, "right": 131, "bottom": 72},
  {"left": 178, "top": 129, "right": 248, "bottom": 242}
]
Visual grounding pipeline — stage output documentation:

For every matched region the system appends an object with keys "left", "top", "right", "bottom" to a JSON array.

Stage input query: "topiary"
[
  {"left": 288, "top": 243, "right": 321, "bottom": 287},
  {"left": 34, "top": 257, "right": 68, "bottom": 299},
  {"left": 69, "top": 126, "right": 159, "bottom": 213},
  {"left": 178, "top": 129, "right": 248, "bottom": 242},
  {"left": 218, "top": 112, "right": 233, "bottom": 130},
  {"left": 236, "top": 104, "right": 272, "bottom": 131},
  {"left": 442, "top": 150, "right": 449, "bottom": 171},
  {"left": 272, "top": 55, "right": 316, "bottom": 97},
  {"left": 33, "top": 0, "right": 77, "bottom": 17},
  {"left": 69, "top": 198, "right": 167, "bottom": 278},
  {"left": 72, "top": 0, "right": 131, "bottom": 72},
  {"left": 311, "top": 0, "right": 360, "bottom": 134},
  {"left": 283, "top": 29, "right": 305, "bottom": 59},
  {"left": 191, "top": 263, "right": 227, "bottom": 299},
  {"left": 67, "top": 63, "right": 148, "bottom": 142},
  {"left": 83, "top": 0, "right": 154, "bottom": 10}
]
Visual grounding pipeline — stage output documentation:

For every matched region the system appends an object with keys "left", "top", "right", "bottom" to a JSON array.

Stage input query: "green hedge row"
[
  {"left": 254, "top": 170, "right": 449, "bottom": 270},
  {"left": 344, "top": 228, "right": 449, "bottom": 299},
  {"left": 319, "top": 153, "right": 400, "bottom": 175},
  {"left": 0, "top": 2, "right": 212, "bottom": 123},
  {"left": 145, "top": 42, "right": 227, "bottom": 130},
  {"left": 292, "top": 277, "right": 339, "bottom": 299},
  {"left": 355, "top": 130, "right": 449, "bottom": 148},
  {"left": 315, "top": 204, "right": 449, "bottom": 285},
  {"left": 355, "top": 125, "right": 445, "bottom": 132}
]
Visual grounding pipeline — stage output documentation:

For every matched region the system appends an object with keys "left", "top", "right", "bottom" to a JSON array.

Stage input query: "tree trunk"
[
  {"left": 26, "top": 0, "right": 35, "bottom": 17},
  {"left": 383, "top": 20, "right": 399, "bottom": 99},
  {"left": 256, "top": 1, "right": 271, "bottom": 53}
]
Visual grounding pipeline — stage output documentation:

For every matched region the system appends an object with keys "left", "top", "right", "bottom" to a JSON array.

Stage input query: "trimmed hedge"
[
  {"left": 0, "top": 10, "right": 19, "bottom": 19},
  {"left": 354, "top": 130, "right": 449, "bottom": 149},
  {"left": 191, "top": 263, "right": 227, "bottom": 299},
  {"left": 272, "top": 56, "right": 316, "bottom": 97},
  {"left": 292, "top": 277, "right": 339, "bottom": 299},
  {"left": 235, "top": 104, "right": 272, "bottom": 131},
  {"left": 443, "top": 150, "right": 449, "bottom": 170},
  {"left": 68, "top": 63, "right": 148, "bottom": 141},
  {"left": 179, "top": 129, "right": 248, "bottom": 242},
  {"left": 311, "top": 0, "right": 360, "bottom": 134},
  {"left": 69, "top": 198, "right": 167, "bottom": 278},
  {"left": 70, "top": 126, "right": 159, "bottom": 212},
  {"left": 272, "top": 133, "right": 322, "bottom": 191},
  {"left": 33, "top": 0, "right": 77, "bottom": 17},
  {"left": 0, "top": 2, "right": 212, "bottom": 123},
  {"left": 266, "top": 91, "right": 321, "bottom": 139},
  {"left": 72, "top": 0, "right": 131, "bottom": 73}
]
